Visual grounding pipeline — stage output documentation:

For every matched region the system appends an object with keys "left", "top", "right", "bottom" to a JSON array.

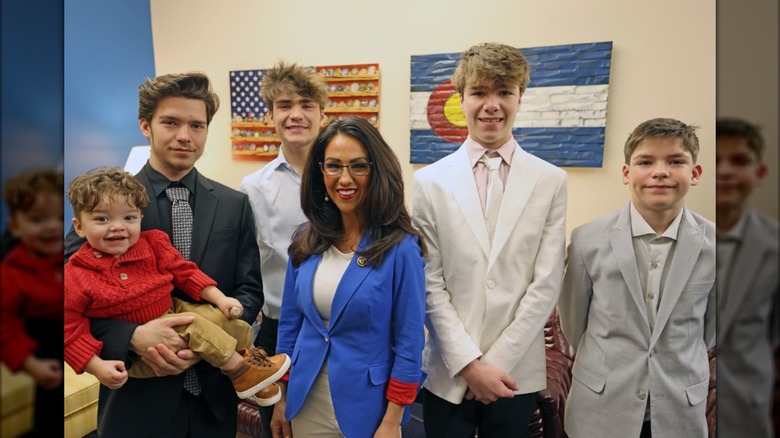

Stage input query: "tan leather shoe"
[
  {"left": 251, "top": 383, "right": 281, "bottom": 406},
  {"left": 224, "top": 348, "right": 290, "bottom": 399}
]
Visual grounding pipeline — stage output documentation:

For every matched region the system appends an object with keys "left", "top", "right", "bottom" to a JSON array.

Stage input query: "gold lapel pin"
[{"left": 357, "top": 256, "right": 368, "bottom": 267}]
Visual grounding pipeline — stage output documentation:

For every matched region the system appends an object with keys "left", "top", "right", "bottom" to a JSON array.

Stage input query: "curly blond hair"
[{"left": 261, "top": 61, "right": 329, "bottom": 111}]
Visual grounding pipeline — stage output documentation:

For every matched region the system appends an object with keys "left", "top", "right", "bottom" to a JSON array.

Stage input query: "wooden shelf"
[
  {"left": 231, "top": 121, "right": 273, "bottom": 128},
  {"left": 328, "top": 91, "right": 379, "bottom": 97},
  {"left": 231, "top": 135, "right": 281, "bottom": 143},
  {"left": 324, "top": 107, "right": 379, "bottom": 114},
  {"left": 231, "top": 149, "right": 278, "bottom": 162},
  {"left": 232, "top": 149, "right": 278, "bottom": 156},
  {"left": 322, "top": 74, "right": 379, "bottom": 82}
]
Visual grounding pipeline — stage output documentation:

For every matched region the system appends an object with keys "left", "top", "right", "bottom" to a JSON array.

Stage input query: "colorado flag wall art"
[{"left": 410, "top": 41, "right": 612, "bottom": 167}]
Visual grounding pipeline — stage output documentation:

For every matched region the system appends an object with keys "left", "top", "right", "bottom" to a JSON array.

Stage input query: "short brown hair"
[
  {"left": 717, "top": 117, "right": 765, "bottom": 161},
  {"left": 451, "top": 42, "right": 531, "bottom": 95},
  {"left": 138, "top": 72, "right": 220, "bottom": 125},
  {"left": 4, "top": 168, "right": 63, "bottom": 215},
  {"left": 261, "top": 61, "right": 329, "bottom": 111},
  {"left": 624, "top": 118, "right": 701, "bottom": 164},
  {"left": 67, "top": 167, "right": 149, "bottom": 219}
]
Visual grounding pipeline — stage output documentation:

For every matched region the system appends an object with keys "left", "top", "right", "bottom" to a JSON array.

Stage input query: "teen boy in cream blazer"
[{"left": 412, "top": 42, "right": 567, "bottom": 438}]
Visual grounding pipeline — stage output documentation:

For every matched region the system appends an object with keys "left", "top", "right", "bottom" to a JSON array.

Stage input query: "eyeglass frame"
[{"left": 319, "top": 161, "right": 373, "bottom": 177}]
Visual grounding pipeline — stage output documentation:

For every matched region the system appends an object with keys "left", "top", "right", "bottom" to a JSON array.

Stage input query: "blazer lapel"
[
  {"left": 329, "top": 234, "right": 373, "bottom": 329},
  {"left": 137, "top": 167, "right": 163, "bottom": 231},
  {"left": 650, "top": 208, "right": 704, "bottom": 348},
  {"left": 298, "top": 254, "right": 329, "bottom": 336},
  {"left": 447, "top": 147, "right": 491, "bottom": 258},
  {"left": 610, "top": 205, "right": 651, "bottom": 329},
  {"left": 189, "top": 170, "right": 218, "bottom": 265},
  {"left": 720, "top": 210, "right": 763, "bottom": 335},
  {"left": 489, "top": 146, "right": 541, "bottom": 267}
]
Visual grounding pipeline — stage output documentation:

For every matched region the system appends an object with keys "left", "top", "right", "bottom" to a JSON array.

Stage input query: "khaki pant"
[{"left": 128, "top": 298, "right": 253, "bottom": 378}]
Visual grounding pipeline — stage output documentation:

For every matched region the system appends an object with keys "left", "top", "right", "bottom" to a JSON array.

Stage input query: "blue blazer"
[{"left": 277, "top": 233, "right": 425, "bottom": 437}]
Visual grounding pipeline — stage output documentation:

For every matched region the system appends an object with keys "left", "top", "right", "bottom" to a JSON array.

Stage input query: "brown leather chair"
[
  {"left": 525, "top": 307, "right": 575, "bottom": 437},
  {"left": 706, "top": 347, "right": 716, "bottom": 438},
  {"left": 236, "top": 398, "right": 263, "bottom": 437}
]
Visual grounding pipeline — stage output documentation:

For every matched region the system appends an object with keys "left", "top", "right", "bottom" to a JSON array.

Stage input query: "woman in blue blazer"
[{"left": 276, "top": 116, "right": 427, "bottom": 437}]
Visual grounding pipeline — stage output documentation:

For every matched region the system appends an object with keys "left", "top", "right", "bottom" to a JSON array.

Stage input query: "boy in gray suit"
[
  {"left": 559, "top": 118, "right": 715, "bottom": 438},
  {"left": 716, "top": 117, "right": 779, "bottom": 438}
]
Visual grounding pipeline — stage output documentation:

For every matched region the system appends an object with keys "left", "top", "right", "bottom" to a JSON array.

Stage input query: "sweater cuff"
[
  {"left": 65, "top": 336, "right": 104, "bottom": 374},
  {"left": 386, "top": 377, "right": 419, "bottom": 405},
  {"left": 183, "top": 270, "right": 217, "bottom": 300},
  {"left": 2, "top": 337, "right": 38, "bottom": 372}
]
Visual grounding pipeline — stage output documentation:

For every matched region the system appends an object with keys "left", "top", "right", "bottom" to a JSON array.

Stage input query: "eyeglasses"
[{"left": 319, "top": 161, "right": 373, "bottom": 177}]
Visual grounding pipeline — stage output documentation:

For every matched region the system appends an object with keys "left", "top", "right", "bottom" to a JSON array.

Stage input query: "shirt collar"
[
  {"left": 465, "top": 136, "right": 516, "bottom": 168},
  {"left": 718, "top": 209, "right": 749, "bottom": 242},
  {"left": 142, "top": 162, "right": 197, "bottom": 197},
  {"left": 629, "top": 202, "right": 683, "bottom": 240},
  {"left": 269, "top": 147, "right": 303, "bottom": 183}
]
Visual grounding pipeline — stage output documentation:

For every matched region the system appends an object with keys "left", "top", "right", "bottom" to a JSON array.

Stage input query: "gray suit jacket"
[
  {"left": 559, "top": 204, "right": 715, "bottom": 438},
  {"left": 717, "top": 209, "right": 779, "bottom": 438}
]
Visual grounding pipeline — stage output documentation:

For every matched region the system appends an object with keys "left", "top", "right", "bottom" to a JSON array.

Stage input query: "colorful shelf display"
[{"left": 229, "top": 63, "right": 380, "bottom": 161}]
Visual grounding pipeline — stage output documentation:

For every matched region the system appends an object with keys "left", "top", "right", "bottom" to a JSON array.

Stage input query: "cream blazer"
[{"left": 412, "top": 140, "right": 567, "bottom": 404}]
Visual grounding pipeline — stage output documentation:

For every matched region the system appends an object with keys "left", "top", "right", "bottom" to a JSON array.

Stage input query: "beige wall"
[
  {"left": 717, "top": 0, "right": 779, "bottom": 220},
  {"left": 150, "top": 0, "right": 715, "bottom": 237}
]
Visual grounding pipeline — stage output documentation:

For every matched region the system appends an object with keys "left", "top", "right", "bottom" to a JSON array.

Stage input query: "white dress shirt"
[{"left": 240, "top": 148, "right": 308, "bottom": 319}]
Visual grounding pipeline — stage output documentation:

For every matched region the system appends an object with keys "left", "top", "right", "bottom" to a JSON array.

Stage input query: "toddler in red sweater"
[
  {"left": 64, "top": 168, "right": 288, "bottom": 405},
  {"left": 1, "top": 169, "right": 65, "bottom": 436}
]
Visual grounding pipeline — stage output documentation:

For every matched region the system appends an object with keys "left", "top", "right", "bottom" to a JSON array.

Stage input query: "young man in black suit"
[{"left": 64, "top": 72, "right": 263, "bottom": 437}]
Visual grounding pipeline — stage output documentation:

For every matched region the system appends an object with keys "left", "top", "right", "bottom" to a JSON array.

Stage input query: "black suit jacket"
[{"left": 64, "top": 163, "right": 263, "bottom": 437}]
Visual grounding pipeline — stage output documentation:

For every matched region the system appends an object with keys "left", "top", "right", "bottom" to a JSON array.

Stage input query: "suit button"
[
  {"left": 487, "top": 280, "right": 496, "bottom": 289},
  {"left": 637, "top": 390, "right": 646, "bottom": 400},
  {"left": 324, "top": 336, "right": 329, "bottom": 342},
  {"left": 119, "top": 273, "right": 129, "bottom": 280}
]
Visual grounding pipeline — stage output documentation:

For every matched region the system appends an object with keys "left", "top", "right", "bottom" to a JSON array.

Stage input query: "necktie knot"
[
  {"left": 479, "top": 152, "right": 502, "bottom": 168},
  {"left": 165, "top": 185, "right": 193, "bottom": 261},
  {"left": 166, "top": 186, "right": 189, "bottom": 202}
]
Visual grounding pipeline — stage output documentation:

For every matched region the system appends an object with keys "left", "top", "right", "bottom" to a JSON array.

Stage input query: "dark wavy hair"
[
  {"left": 290, "top": 116, "right": 426, "bottom": 267},
  {"left": 138, "top": 72, "right": 220, "bottom": 125}
]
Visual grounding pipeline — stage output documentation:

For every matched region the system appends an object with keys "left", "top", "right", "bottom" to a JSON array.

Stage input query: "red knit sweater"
[
  {"left": 64, "top": 229, "right": 216, "bottom": 373},
  {"left": 0, "top": 245, "right": 64, "bottom": 371}
]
